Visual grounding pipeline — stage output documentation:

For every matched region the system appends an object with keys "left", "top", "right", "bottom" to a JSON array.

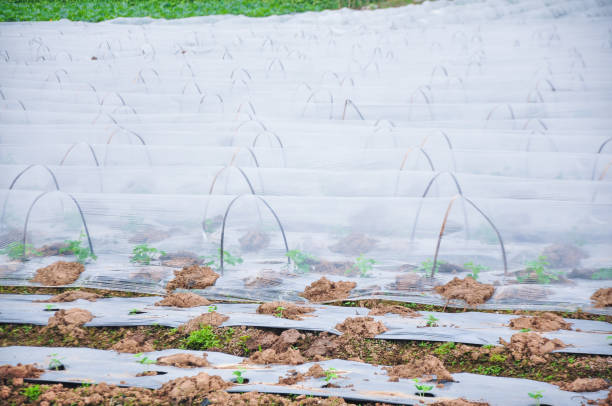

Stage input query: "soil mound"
[
  {"left": 329, "top": 232, "right": 377, "bottom": 255},
  {"left": 45, "top": 308, "right": 93, "bottom": 339},
  {"left": 335, "top": 316, "right": 387, "bottom": 338},
  {"left": 239, "top": 230, "right": 270, "bottom": 252},
  {"left": 37, "top": 242, "right": 70, "bottom": 257},
  {"left": 368, "top": 304, "right": 420, "bottom": 318},
  {"left": 557, "top": 378, "right": 609, "bottom": 392},
  {"left": 156, "top": 353, "right": 210, "bottom": 368},
  {"left": 300, "top": 277, "right": 356, "bottom": 302},
  {"left": 165, "top": 265, "right": 220, "bottom": 291},
  {"left": 432, "top": 399, "right": 489, "bottom": 406},
  {"left": 35, "top": 290, "right": 101, "bottom": 303},
  {"left": 31, "top": 261, "right": 84, "bottom": 286},
  {"left": 434, "top": 276, "right": 494, "bottom": 306},
  {"left": 392, "top": 272, "right": 426, "bottom": 290},
  {"left": 248, "top": 347, "right": 306, "bottom": 365},
  {"left": 508, "top": 312, "right": 572, "bottom": 332},
  {"left": 312, "top": 260, "right": 356, "bottom": 276},
  {"left": 257, "top": 301, "right": 315, "bottom": 320},
  {"left": 209, "top": 391, "right": 348, "bottom": 405},
  {"left": 178, "top": 312, "right": 229, "bottom": 334},
  {"left": 278, "top": 363, "right": 327, "bottom": 385},
  {"left": 157, "top": 372, "right": 231, "bottom": 403},
  {"left": 384, "top": 355, "right": 453, "bottom": 382},
  {"left": 499, "top": 332, "right": 567, "bottom": 364},
  {"left": 0, "top": 363, "right": 43, "bottom": 380},
  {"left": 304, "top": 333, "right": 338, "bottom": 358},
  {"left": 542, "top": 244, "right": 587, "bottom": 268},
  {"left": 155, "top": 292, "right": 211, "bottom": 308},
  {"left": 591, "top": 288, "right": 612, "bottom": 308},
  {"left": 111, "top": 332, "right": 155, "bottom": 353},
  {"left": 160, "top": 252, "right": 201, "bottom": 268}
]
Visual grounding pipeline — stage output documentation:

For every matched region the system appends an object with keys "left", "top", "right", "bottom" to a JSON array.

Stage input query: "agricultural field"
[{"left": 0, "top": 0, "right": 611, "bottom": 404}]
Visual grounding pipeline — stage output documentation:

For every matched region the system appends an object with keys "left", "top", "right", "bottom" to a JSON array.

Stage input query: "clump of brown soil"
[
  {"left": 0, "top": 363, "right": 43, "bottom": 381},
  {"left": 329, "top": 232, "right": 377, "bottom": 255},
  {"left": 209, "top": 391, "right": 348, "bottom": 406},
  {"left": 248, "top": 347, "right": 306, "bottom": 365},
  {"left": 432, "top": 399, "right": 489, "bottom": 406},
  {"left": 434, "top": 276, "right": 495, "bottom": 306},
  {"left": 557, "top": 378, "right": 609, "bottom": 392},
  {"left": 130, "top": 268, "right": 166, "bottom": 282},
  {"left": 178, "top": 312, "right": 229, "bottom": 334},
  {"left": 37, "top": 242, "right": 69, "bottom": 257},
  {"left": 160, "top": 252, "right": 201, "bottom": 268},
  {"left": 303, "top": 333, "right": 339, "bottom": 358},
  {"left": 155, "top": 292, "right": 211, "bottom": 308},
  {"left": 244, "top": 329, "right": 305, "bottom": 354},
  {"left": 542, "top": 244, "right": 587, "bottom": 268},
  {"left": 499, "top": 332, "right": 567, "bottom": 364},
  {"left": 257, "top": 301, "right": 315, "bottom": 320},
  {"left": 165, "top": 265, "right": 220, "bottom": 291},
  {"left": 312, "top": 260, "right": 356, "bottom": 276},
  {"left": 35, "top": 290, "right": 101, "bottom": 303},
  {"left": 128, "top": 227, "right": 171, "bottom": 244},
  {"left": 111, "top": 332, "right": 155, "bottom": 353},
  {"left": 591, "top": 288, "right": 612, "bottom": 308},
  {"left": 31, "top": 261, "right": 84, "bottom": 286},
  {"left": 300, "top": 277, "right": 356, "bottom": 302},
  {"left": 278, "top": 363, "right": 328, "bottom": 385},
  {"left": 157, "top": 372, "right": 231, "bottom": 403},
  {"left": 368, "top": 304, "right": 420, "bottom": 318},
  {"left": 156, "top": 353, "right": 210, "bottom": 368},
  {"left": 335, "top": 316, "right": 387, "bottom": 338},
  {"left": 384, "top": 355, "right": 453, "bottom": 382},
  {"left": 44, "top": 308, "right": 93, "bottom": 339},
  {"left": 239, "top": 230, "right": 270, "bottom": 252},
  {"left": 508, "top": 312, "right": 572, "bottom": 332},
  {"left": 392, "top": 272, "right": 426, "bottom": 290}
]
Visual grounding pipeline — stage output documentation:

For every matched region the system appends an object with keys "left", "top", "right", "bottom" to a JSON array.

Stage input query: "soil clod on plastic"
[
  {"left": 165, "top": 265, "right": 220, "bottom": 291},
  {"left": 300, "top": 277, "right": 356, "bottom": 302},
  {"left": 155, "top": 292, "right": 211, "bottom": 308},
  {"left": 31, "top": 261, "right": 85, "bottom": 286},
  {"left": 434, "top": 276, "right": 495, "bottom": 306},
  {"left": 335, "top": 316, "right": 387, "bottom": 338},
  {"left": 257, "top": 301, "right": 315, "bottom": 320}
]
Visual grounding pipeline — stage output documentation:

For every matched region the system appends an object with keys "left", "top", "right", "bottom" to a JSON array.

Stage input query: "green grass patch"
[{"left": 0, "top": 0, "right": 415, "bottom": 22}]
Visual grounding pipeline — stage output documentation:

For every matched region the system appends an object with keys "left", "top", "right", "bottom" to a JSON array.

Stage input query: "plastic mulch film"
[
  {"left": 1, "top": 0, "right": 612, "bottom": 312},
  {"left": 0, "top": 346, "right": 607, "bottom": 405},
  {"left": 0, "top": 295, "right": 609, "bottom": 355}
]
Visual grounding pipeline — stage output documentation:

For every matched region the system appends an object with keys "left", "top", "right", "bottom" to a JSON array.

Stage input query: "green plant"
[
  {"left": 412, "top": 378, "right": 433, "bottom": 397},
  {"left": 0, "top": 242, "right": 41, "bottom": 261},
  {"left": 425, "top": 315, "right": 439, "bottom": 327},
  {"left": 200, "top": 249, "right": 243, "bottom": 269},
  {"left": 129, "top": 308, "right": 142, "bottom": 315},
  {"left": 351, "top": 255, "right": 375, "bottom": 277},
  {"left": 184, "top": 325, "right": 220, "bottom": 349},
  {"left": 591, "top": 268, "right": 612, "bottom": 280},
  {"left": 21, "top": 385, "right": 42, "bottom": 402},
  {"left": 418, "top": 259, "right": 446, "bottom": 276},
  {"left": 130, "top": 244, "right": 166, "bottom": 265},
  {"left": 528, "top": 390, "right": 543, "bottom": 406},
  {"left": 59, "top": 233, "right": 97, "bottom": 263},
  {"left": 239, "top": 335, "right": 250, "bottom": 354},
  {"left": 324, "top": 367, "right": 338, "bottom": 382},
  {"left": 134, "top": 353, "right": 156, "bottom": 365},
  {"left": 489, "top": 353, "right": 507, "bottom": 363},
  {"left": 520, "top": 328, "right": 531, "bottom": 332},
  {"left": 434, "top": 341, "right": 455, "bottom": 355},
  {"left": 463, "top": 261, "right": 488, "bottom": 280},
  {"left": 44, "top": 304, "right": 54, "bottom": 311},
  {"left": 286, "top": 249, "right": 314, "bottom": 274},
  {"left": 483, "top": 344, "right": 494, "bottom": 349},
  {"left": 208, "top": 305, "right": 218, "bottom": 313},
  {"left": 518, "top": 256, "right": 562, "bottom": 284},
  {"left": 274, "top": 306, "right": 285, "bottom": 318},
  {"left": 233, "top": 368, "right": 246, "bottom": 384},
  {"left": 48, "top": 353, "right": 64, "bottom": 370}
]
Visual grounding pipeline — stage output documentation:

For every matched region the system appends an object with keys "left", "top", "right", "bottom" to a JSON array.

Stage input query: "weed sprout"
[{"left": 324, "top": 367, "right": 338, "bottom": 382}]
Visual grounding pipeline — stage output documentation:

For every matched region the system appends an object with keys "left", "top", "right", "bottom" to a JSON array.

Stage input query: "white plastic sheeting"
[{"left": 1, "top": 0, "right": 612, "bottom": 310}]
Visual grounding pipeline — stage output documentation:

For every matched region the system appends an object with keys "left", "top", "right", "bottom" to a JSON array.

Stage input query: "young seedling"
[
  {"left": 232, "top": 368, "right": 246, "bottom": 384},
  {"left": 520, "top": 328, "right": 531, "bottom": 332},
  {"left": 413, "top": 378, "right": 434, "bottom": 397},
  {"left": 426, "top": 315, "right": 439, "bottom": 327},
  {"left": 352, "top": 255, "right": 375, "bottom": 277},
  {"left": 130, "top": 244, "right": 166, "bottom": 265},
  {"left": 200, "top": 249, "right": 243, "bottom": 270},
  {"left": 21, "top": 384, "right": 42, "bottom": 402},
  {"left": 518, "top": 255, "right": 562, "bottom": 284},
  {"left": 274, "top": 306, "right": 285, "bottom": 318},
  {"left": 44, "top": 304, "right": 55, "bottom": 311},
  {"left": 59, "top": 233, "right": 97, "bottom": 263},
  {"left": 0, "top": 242, "right": 41, "bottom": 261},
  {"left": 48, "top": 353, "right": 64, "bottom": 370},
  {"left": 129, "top": 308, "right": 143, "bottom": 315},
  {"left": 286, "top": 249, "right": 314, "bottom": 274},
  {"left": 463, "top": 261, "right": 488, "bottom": 280},
  {"left": 418, "top": 259, "right": 445, "bottom": 276},
  {"left": 528, "top": 390, "right": 544, "bottom": 406},
  {"left": 239, "top": 335, "right": 250, "bottom": 354},
  {"left": 208, "top": 305, "right": 218, "bottom": 313},
  {"left": 324, "top": 367, "right": 338, "bottom": 382},
  {"left": 134, "top": 353, "right": 156, "bottom": 365}
]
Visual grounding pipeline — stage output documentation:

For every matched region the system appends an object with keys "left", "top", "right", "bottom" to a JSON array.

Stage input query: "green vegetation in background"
[{"left": 0, "top": 0, "right": 415, "bottom": 22}]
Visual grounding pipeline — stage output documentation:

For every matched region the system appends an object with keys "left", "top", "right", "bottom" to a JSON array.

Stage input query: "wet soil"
[
  {"left": 0, "top": 363, "right": 43, "bottom": 380},
  {"left": 368, "top": 304, "right": 421, "bottom": 318},
  {"left": 160, "top": 251, "right": 202, "bottom": 268},
  {"left": 178, "top": 312, "right": 229, "bottom": 334},
  {"left": 31, "top": 261, "right": 84, "bottom": 286},
  {"left": 256, "top": 301, "right": 315, "bottom": 320},
  {"left": 541, "top": 243, "right": 587, "bottom": 268},
  {"left": 300, "top": 277, "right": 356, "bottom": 302},
  {"left": 238, "top": 230, "right": 270, "bottom": 252},
  {"left": 165, "top": 265, "right": 220, "bottom": 291},
  {"left": 34, "top": 290, "right": 101, "bottom": 303},
  {"left": 591, "top": 288, "right": 612, "bottom": 308},
  {"left": 335, "top": 316, "right": 387, "bottom": 338},
  {"left": 156, "top": 353, "right": 210, "bottom": 368},
  {"left": 384, "top": 355, "right": 454, "bottom": 382},
  {"left": 508, "top": 312, "right": 573, "bottom": 332},
  {"left": 329, "top": 232, "right": 377, "bottom": 255},
  {"left": 557, "top": 377, "right": 610, "bottom": 392},
  {"left": 44, "top": 308, "right": 93, "bottom": 339},
  {"left": 434, "top": 276, "right": 495, "bottom": 306},
  {"left": 155, "top": 292, "right": 211, "bottom": 308},
  {"left": 499, "top": 332, "right": 567, "bottom": 364}
]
